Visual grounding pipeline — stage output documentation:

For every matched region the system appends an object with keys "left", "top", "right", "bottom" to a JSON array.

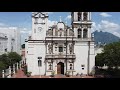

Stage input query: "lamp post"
[{"left": 38, "top": 57, "right": 42, "bottom": 78}]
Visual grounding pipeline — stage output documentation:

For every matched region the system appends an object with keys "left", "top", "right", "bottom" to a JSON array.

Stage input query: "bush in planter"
[
  {"left": 51, "top": 71, "right": 55, "bottom": 77},
  {"left": 66, "top": 71, "right": 70, "bottom": 77},
  {"left": 27, "top": 72, "right": 32, "bottom": 77}
]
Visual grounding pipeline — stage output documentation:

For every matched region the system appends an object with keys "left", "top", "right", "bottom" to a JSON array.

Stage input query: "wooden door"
[{"left": 57, "top": 64, "right": 61, "bottom": 74}]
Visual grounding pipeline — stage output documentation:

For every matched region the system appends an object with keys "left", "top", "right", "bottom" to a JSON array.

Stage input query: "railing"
[
  {"left": 1, "top": 59, "right": 26, "bottom": 78},
  {"left": 45, "top": 37, "right": 94, "bottom": 41},
  {"left": 45, "top": 54, "right": 76, "bottom": 59}
]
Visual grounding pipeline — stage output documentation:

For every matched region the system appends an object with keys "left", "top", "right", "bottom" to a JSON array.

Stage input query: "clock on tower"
[{"left": 32, "top": 12, "right": 48, "bottom": 40}]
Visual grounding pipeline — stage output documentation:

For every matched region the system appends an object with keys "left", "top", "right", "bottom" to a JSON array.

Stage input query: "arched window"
[
  {"left": 78, "top": 29, "right": 82, "bottom": 38},
  {"left": 83, "top": 12, "right": 88, "bottom": 21},
  {"left": 78, "top": 12, "right": 82, "bottom": 21},
  {"left": 83, "top": 29, "right": 87, "bottom": 38}
]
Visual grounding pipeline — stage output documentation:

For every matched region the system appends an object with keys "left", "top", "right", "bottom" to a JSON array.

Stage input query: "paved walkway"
[
  {"left": 12, "top": 68, "right": 95, "bottom": 78},
  {"left": 12, "top": 69, "right": 27, "bottom": 78}
]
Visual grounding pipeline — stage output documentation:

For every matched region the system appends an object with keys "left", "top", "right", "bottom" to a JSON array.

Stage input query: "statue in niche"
[
  {"left": 49, "top": 63, "right": 52, "bottom": 70},
  {"left": 48, "top": 43, "right": 53, "bottom": 54}
]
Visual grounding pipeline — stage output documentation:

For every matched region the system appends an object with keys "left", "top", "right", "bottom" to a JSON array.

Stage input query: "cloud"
[
  {"left": 113, "top": 32, "right": 120, "bottom": 37},
  {"left": 91, "top": 22, "right": 97, "bottom": 32},
  {"left": 0, "top": 27, "right": 18, "bottom": 30},
  {"left": 0, "top": 23, "right": 5, "bottom": 26},
  {"left": 98, "top": 20, "right": 120, "bottom": 31},
  {"left": 92, "top": 20, "right": 120, "bottom": 37},
  {"left": 100, "top": 12, "right": 112, "bottom": 17},
  {"left": 20, "top": 28, "right": 31, "bottom": 35},
  {"left": 66, "top": 15, "right": 71, "bottom": 20},
  {"left": 48, "top": 20, "right": 58, "bottom": 27}
]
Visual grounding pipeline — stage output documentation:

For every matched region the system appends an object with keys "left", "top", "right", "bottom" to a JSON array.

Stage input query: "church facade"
[{"left": 25, "top": 12, "right": 95, "bottom": 76}]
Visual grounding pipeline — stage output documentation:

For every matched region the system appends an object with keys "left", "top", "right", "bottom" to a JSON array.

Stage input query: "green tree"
[
  {"left": 0, "top": 61, "right": 6, "bottom": 77},
  {"left": 95, "top": 53, "right": 105, "bottom": 67},
  {"left": 95, "top": 41, "right": 120, "bottom": 69},
  {"left": 0, "top": 54, "right": 9, "bottom": 68},
  {"left": 8, "top": 52, "right": 21, "bottom": 66}
]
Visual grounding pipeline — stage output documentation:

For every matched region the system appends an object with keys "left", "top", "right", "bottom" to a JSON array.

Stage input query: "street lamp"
[{"left": 38, "top": 57, "right": 42, "bottom": 78}]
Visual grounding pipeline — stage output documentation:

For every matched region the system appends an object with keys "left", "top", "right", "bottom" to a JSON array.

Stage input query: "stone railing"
[
  {"left": 45, "top": 54, "right": 76, "bottom": 59},
  {"left": 1, "top": 59, "right": 26, "bottom": 78}
]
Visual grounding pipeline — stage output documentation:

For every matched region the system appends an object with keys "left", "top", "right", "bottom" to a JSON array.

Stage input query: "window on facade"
[
  {"left": 82, "top": 68, "right": 84, "bottom": 70},
  {"left": 70, "top": 64, "right": 73, "bottom": 70},
  {"left": 83, "top": 29, "right": 87, "bottom": 38},
  {"left": 78, "top": 12, "right": 82, "bottom": 21},
  {"left": 34, "top": 18, "right": 38, "bottom": 24},
  {"left": 5, "top": 48, "right": 7, "bottom": 52},
  {"left": 81, "top": 65, "right": 85, "bottom": 67},
  {"left": 78, "top": 29, "right": 82, "bottom": 38},
  {"left": 55, "top": 47, "right": 57, "bottom": 51},
  {"left": 59, "top": 47, "right": 63, "bottom": 52},
  {"left": 49, "top": 63, "right": 52, "bottom": 70},
  {"left": 55, "top": 43, "right": 58, "bottom": 46},
  {"left": 83, "top": 12, "right": 88, "bottom": 21},
  {"left": 60, "top": 28, "right": 62, "bottom": 30}
]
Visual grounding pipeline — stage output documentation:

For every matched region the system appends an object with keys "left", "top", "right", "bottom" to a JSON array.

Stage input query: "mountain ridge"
[{"left": 93, "top": 30, "right": 120, "bottom": 44}]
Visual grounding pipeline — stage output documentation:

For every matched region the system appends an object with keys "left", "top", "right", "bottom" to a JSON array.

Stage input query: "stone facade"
[{"left": 25, "top": 12, "right": 95, "bottom": 76}]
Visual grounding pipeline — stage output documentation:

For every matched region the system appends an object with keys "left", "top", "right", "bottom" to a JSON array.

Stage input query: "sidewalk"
[{"left": 12, "top": 69, "right": 95, "bottom": 78}]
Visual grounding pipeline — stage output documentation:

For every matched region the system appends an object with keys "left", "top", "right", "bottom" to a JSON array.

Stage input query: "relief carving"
[{"left": 48, "top": 43, "right": 53, "bottom": 54}]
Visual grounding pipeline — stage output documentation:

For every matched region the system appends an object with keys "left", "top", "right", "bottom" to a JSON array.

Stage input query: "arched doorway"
[{"left": 57, "top": 62, "right": 64, "bottom": 74}]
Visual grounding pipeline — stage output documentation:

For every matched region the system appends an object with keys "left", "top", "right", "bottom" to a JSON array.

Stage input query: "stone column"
[
  {"left": 2, "top": 70, "right": 5, "bottom": 78},
  {"left": 67, "top": 29, "right": 69, "bottom": 36},
  {"left": 53, "top": 28, "right": 55, "bottom": 36},
  {"left": 87, "top": 12, "right": 89, "bottom": 21},
  {"left": 13, "top": 64, "right": 15, "bottom": 74},
  {"left": 89, "top": 12, "right": 91, "bottom": 21},
  {"left": 19, "top": 61, "right": 21, "bottom": 69},
  {"left": 16, "top": 62, "right": 19, "bottom": 70},
  {"left": 82, "top": 28, "right": 83, "bottom": 38},
  {"left": 82, "top": 12, "right": 83, "bottom": 21},
  {"left": 67, "top": 44, "right": 69, "bottom": 54},
  {"left": 8, "top": 66, "right": 11, "bottom": 78},
  {"left": 46, "top": 44, "right": 48, "bottom": 54},
  {"left": 87, "top": 28, "right": 89, "bottom": 38}
]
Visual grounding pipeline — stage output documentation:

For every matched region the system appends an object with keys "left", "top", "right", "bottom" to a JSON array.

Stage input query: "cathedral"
[{"left": 25, "top": 12, "right": 95, "bottom": 76}]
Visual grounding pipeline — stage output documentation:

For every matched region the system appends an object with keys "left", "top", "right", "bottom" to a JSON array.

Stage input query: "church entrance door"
[{"left": 57, "top": 62, "right": 64, "bottom": 74}]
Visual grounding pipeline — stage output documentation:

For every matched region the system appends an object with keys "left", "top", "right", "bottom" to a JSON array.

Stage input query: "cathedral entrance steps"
[{"left": 54, "top": 74, "right": 66, "bottom": 78}]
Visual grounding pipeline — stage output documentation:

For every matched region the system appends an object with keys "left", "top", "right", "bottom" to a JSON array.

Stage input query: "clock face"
[{"left": 38, "top": 27, "right": 42, "bottom": 33}]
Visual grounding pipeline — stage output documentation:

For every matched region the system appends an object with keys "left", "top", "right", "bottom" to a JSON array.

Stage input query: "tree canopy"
[
  {"left": 0, "top": 52, "right": 21, "bottom": 69},
  {"left": 95, "top": 42, "right": 120, "bottom": 69}
]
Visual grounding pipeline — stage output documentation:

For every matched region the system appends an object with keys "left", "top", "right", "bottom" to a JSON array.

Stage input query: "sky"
[{"left": 0, "top": 12, "right": 120, "bottom": 44}]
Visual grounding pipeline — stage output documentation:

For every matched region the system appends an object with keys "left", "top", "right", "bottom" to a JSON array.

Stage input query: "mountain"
[{"left": 93, "top": 30, "right": 120, "bottom": 44}]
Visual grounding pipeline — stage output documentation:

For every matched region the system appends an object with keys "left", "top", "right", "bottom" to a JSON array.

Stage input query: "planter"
[
  {"left": 65, "top": 71, "right": 70, "bottom": 77},
  {"left": 27, "top": 72, "right": 32, "bottom": 77},
  {"left": 51, "top": 71, "right": 55, "bottom": 77}
]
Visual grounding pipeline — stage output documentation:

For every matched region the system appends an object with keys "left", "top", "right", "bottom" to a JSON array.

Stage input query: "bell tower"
[
  {"left": 71, "top": 12, "right": 92, "bottom": 39},
  {"left": 31, "top": 12, "right": 48, "bottom": 40},
  {"left": 72, "top": 12, "right": 95, "bottom": 75}
]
